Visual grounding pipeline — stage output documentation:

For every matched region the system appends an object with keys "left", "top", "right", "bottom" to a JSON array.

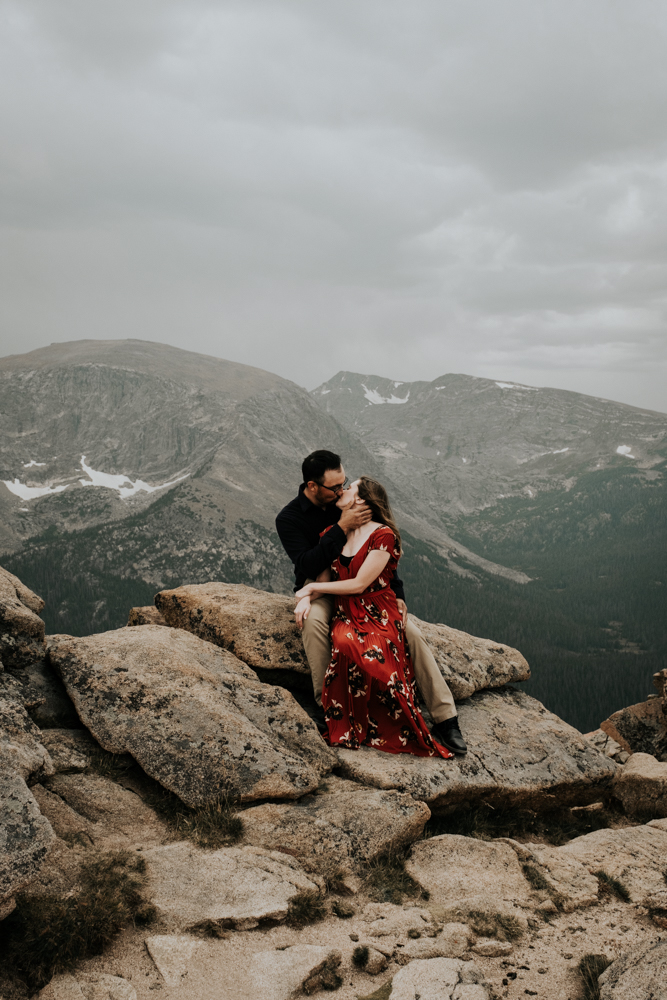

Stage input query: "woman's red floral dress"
[{"left": 320, "top": 525, "right": 452, "bottom": 759}]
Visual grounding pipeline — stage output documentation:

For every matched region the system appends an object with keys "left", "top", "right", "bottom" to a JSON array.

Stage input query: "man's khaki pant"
[{"left": 301, "top": 592, "right": 457, "bottom": 723}]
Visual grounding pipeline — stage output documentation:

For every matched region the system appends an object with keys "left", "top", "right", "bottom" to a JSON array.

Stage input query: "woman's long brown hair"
[{"left": 357, "top": 477, "right": 401, "bottom": 553}]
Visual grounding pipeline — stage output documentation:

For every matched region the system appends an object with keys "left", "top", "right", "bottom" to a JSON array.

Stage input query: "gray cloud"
[{"left": 1, "top": 0, "right": 666, "bottom": 410}]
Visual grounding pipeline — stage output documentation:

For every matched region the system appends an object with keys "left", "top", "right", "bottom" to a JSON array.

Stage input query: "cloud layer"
[{"left": 1, "top": 0, "right": 666, "bottom": 410}]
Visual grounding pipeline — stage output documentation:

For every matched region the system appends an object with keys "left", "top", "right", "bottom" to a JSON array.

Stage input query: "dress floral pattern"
[{"left": 320, "top": 525, "right": 453, "bottom": 760}]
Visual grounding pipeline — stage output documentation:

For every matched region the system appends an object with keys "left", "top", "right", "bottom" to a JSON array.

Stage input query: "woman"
[{"left": 295, "top": 477, "right": 452, "bottom": 759}]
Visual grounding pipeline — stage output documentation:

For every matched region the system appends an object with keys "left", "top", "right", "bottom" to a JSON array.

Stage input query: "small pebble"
[
  {"left": 563, "top": 953, "right": 573, "bottom": 959},
  {"left": 538, "top": 967, "right": 548, "bottom": 974},
  {"left": 349, "top": 932, "right": 359, "bottom": 941}
]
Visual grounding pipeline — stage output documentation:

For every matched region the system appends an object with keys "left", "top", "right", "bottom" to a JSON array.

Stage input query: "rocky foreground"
[{"left": 2, "top": 570, "right": 667, "bottom": 1000}]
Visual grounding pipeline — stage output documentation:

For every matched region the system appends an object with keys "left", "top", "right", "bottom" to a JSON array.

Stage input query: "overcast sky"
[{"left": 2, "top": 1, "right": 667, "bottom": 411}]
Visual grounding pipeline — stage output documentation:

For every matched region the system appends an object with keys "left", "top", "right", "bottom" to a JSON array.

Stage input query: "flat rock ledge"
[
  {"left": 242, "top": 775, "right": 430, "bottom": 867},
  {"left": 154, "top": 581, "right": 530, "bottom": 697},
  {"left": 337, "top": 687, "right": 617, "bottom": 810},
  {"left": 47, "top": 625, "right": 336, "bottom": 806},
  {"left": 143, "top": 841, "right": 319, "bottom": 930}
]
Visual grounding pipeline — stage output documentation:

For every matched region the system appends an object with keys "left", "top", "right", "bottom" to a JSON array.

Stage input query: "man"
[{"left": 276, "top": 449, "right": 467, "bottom": 755}]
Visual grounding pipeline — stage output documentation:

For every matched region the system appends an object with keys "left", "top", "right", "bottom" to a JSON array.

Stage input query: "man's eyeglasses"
[{"left": 317, "top": 477, "right": 350, "bottom": 495}]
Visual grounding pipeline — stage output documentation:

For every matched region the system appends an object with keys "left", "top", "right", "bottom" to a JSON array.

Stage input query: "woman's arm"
[{"left": 296, "top": 549, "right": 391, "bottom": 599}]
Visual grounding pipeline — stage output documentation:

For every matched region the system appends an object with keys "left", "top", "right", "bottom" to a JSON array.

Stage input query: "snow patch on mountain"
[
  {"left": 3, "top": 456, "right": 189, "bottom": 503},
  {"left": 616, "top": 445, "right": 636, "bottom": 459},
  {"left": 3, "top": 479, "right": 68, "bottom": 501},
  {"left": 495, "top": 381, "right": 539, "bottom": 391},
  {"left": 362, "top": 384, "right": 410, "bottom": 405},
  {"left": 79, "top": 456, "right": 189, "bottom": 498}
]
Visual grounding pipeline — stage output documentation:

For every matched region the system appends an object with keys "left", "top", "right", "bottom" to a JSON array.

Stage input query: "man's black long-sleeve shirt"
[{"left": 275, "top": 484, "right": 405, "bottom": 601}]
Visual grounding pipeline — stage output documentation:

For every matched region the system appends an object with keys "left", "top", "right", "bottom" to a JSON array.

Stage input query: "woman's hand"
[{"left": 294, "top": 596, "right": 311, "bottom": 628}]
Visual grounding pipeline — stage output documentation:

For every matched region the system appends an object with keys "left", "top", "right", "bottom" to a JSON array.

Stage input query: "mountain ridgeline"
[{"left": 1, "top": 341, "right": 665, "bottom": 731}]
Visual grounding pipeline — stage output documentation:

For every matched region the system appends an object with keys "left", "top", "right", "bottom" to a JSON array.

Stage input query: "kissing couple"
[{"left": 276, "top": 450, "right": 467, "bottom": 759}]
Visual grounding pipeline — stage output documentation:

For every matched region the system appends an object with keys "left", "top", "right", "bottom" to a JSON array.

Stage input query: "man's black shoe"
[
  {"left": 311, "top": 705, "right": 328, "bottom": 736},
  {"left": 432, "top": 716, "right": 467, "bottom": 755}
]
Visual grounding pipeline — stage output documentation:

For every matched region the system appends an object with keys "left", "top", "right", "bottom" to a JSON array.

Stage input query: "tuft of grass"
[
  {"left": 577, "top": 954, "right": 613, "bottom": 1000},
  {"left": 320, "top": 863, "right": 353, "bottom": 895},
  {"left": 303, "top": 953, "right": 343, "bottom": 994},
  {"left": 87, "top": 747, "right": 137, "bottom": 782},
  {"left": 424, "top": 801, "right": 614, "bottom": 846},
  {"left": 362, "top": 850, "right": 423, "bottom": 905},
  {"left": 468, "top": 909, "right": 524, "bottom": 942},
  {"left": 143, "top": 786, "right": 244, "bottom": 849},
  {"left": 0, "top": 850, "right": 154, "bottom": 991},
  {"left": 287, "top": 889, "right": 327, "bottom": 927},
  {"left": 594, "top": 870, "right": 631, "bottom": 903},
  {"left": 332, "top": 899, "right": 356, "bottom": 919},
  {"left": 407, "top": 928, "right": 422, "bottom": 939},
  {"left": 663, "top": 868, "right": 667, "bottom": 886},
  {"left": 357, "top": 984, "right": 392, "bottom": 1000},
  {"left": 352, "top": 945, "right": 370, "bottom": 968}
]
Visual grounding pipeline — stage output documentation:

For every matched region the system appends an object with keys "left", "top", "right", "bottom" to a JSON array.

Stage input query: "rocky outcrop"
[
  {"left": 242, "top": 775, "right": 430, "bottom": 867},
  {"left": 38, "top": 729, "right": 96, "bottom": 774},
  {"left": 598, "top": 940, "right": 667, "bottom": 999},
  {"left": 584, "top": 728, "right": 629, "bottom": 763},
  {"left": 0, "top": 564, "right": 45, "bottom": 669},
  {"left": 1, "top": 673, "right": 54, "bottom": 782},
  {"left": 143, "top": 841, "right": 320, "bottom": 930},
  {"left": 612, "top": 752, "right": 667, "bottom": 818},
  {"left": 601, "top": 693, "right": 667, "bottom": 761},
  {"left": 410, "top": 616, "right": 529, "bottom": 699},
  {"left": 12, "top": 658, "right": 80, "bottom": 729},
  {"left": 337, "top": 688, "right": 617, "bottom": 810},
  {"left": 155, "top": 582, "right": 310, "bottom": 676},
  {"left": 127, "top": 606, "right": 167, "bottom": 627},
  {"left": 47, "top": 625, "right": 336, "bottom": 806},
  {"left": 0, "top": 671, "right": 56, "bottom": 906},
  {"left": 389, "top": 957, "right": 490, "bottom": 1000},
  {"left": 560, "top": 825, "right": 667, "bottom": 900},
  {"left": 0, "top": 769, "right": 56, "bottom": 904},
  {"left": 154, "top": 582, "right": 531, "bottom": 697}
]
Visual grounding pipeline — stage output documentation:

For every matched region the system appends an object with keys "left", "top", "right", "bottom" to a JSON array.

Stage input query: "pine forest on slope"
[{"left": 1, "top": 341, "right": 665, "bottom": 732}]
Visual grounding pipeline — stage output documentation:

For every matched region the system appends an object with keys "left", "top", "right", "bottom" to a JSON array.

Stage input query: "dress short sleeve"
[{"left": 368, "top": 525, "right": 400, "bottom": 560}]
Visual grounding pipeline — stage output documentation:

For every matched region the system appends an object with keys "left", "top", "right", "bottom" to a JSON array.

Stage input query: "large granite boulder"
[
  {"left": 559, "top": 825, "right": 667, "bottom": 901},
  {"left": 46, "top": 625, "right": 336, "bottom": 806},
  {"left": 0, "top": 673, "right": 56, "bottom": 905},
  {"left": 598, "top": 940, "right": 667, "bottom": 1000},
  {"left": 154, "top": 582, "right": 309, "bottom": 677},
  {"left": 409, "top": 616, "right": 529, "bottom": 699},
  {"left": 336, "top": 688, "right": 617, "bottom": 810},
  {"left": 612, "top": 752, "right": 667, "bottom": 818},
  {"left": 1, "top": 673, "right": 54, "bottom": 783},
  {"left": 0, "top": 565, "right": 45, "bottom": 669},
  {"left": 242, "top": 775, "right": 430, "bottom": 867},
  {"left": 154, "top": 581, "right": 530, "bottom": 697},
  {"left": 143, "top": 841, "right": 319, "bottom": 930},
  {"left": 0, "top": 769, "right": 56, "bottom": 905},
  {"left": 500, "top": 839, "right": 599, "bottom": 911},
  {"left": 601, "top": 694, "right": 667, "bottom": 761}
]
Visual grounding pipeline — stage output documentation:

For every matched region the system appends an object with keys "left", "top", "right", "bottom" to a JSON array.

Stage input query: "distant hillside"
[
  {"left": 0, "top": 340, "right": 381, "bottom": 634},
  {"left": 313, "top": 371, "right": 667, "bottom": 731}
]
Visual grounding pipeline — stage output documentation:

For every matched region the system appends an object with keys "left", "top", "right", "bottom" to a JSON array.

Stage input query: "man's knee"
[{"left": 302, "top": 598, "right": 332, "bottom": 640}]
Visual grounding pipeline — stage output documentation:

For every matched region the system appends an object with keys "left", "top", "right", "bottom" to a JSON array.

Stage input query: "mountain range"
[{"left": 1, "top": 340, "right": 665, "bottom": 731}]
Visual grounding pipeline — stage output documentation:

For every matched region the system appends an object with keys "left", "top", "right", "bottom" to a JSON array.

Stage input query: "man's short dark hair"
[{"left": 302, "top": 450, "right": 342, "bottom": 484}]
